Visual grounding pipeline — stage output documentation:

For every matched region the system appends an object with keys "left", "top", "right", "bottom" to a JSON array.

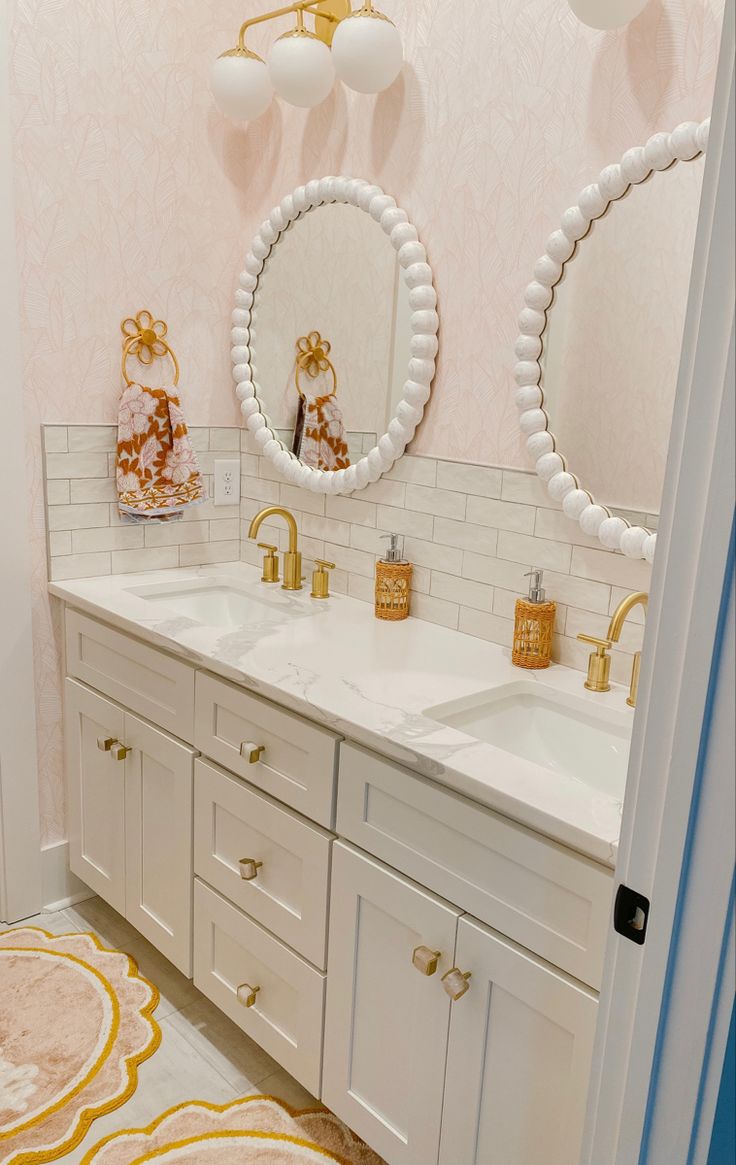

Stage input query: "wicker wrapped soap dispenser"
[
  {"left": 512, "top": 568, "right": 556, "bottom": 669},
  {"left": 375, "top": 533, "right": 413, "bottom": 621}
]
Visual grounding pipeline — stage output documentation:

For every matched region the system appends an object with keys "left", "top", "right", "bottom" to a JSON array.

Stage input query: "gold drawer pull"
[
  {"left": 240, "top": 742, "right": 265, "bottom": 764},
  {"left": 97, "top": 737, "right": 116, "bottom": 752},
  {"left": 441, "top": 967, "right": 472, "bottom": 1001},
  {"left": 110, "top": 742, "right": 131, "bottom": 761},
  {"left": 237, "top": 983, "right": 260, "bottom": 1009},
  {"left": 412, "top": 946, "right": 441, "bottom": 976},
  {"left": 238, "top": 858, "right": 263, "bottom": 881}
]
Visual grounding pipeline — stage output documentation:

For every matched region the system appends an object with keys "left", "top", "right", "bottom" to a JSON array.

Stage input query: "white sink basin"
[
  {"left": 126, "top": 576, "right": 310, "bottom": 630},
  {"left": 425, "top": 680, "right": 631, "bottom": 798}
]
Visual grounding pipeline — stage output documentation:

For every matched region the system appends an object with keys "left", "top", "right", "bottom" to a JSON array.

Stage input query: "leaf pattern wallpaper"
[{"left": 7, "top": 0, "right": 724, "bottom": 843}]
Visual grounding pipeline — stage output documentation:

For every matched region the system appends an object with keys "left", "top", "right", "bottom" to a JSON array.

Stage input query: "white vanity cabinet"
[
  {"left": 323, "top": 842, "right": 461, "bottom": 1164},
  {"left": 64, "top": 677, "right": 195, "bottom": 973},
  {"left": 322, "top": 842, "right": 598, "bottom": 1165},
  {"left": 58, "top": 605, "right": 615, "bottom": 1165}
]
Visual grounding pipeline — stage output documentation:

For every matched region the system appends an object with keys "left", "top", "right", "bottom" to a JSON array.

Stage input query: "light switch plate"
[{"left": 213, "top": 459, "right": 240, "bottom": 506}]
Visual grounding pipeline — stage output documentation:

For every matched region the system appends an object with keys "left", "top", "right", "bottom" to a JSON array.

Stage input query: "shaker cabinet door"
[
  {"left": 322, "top": 843, "right": 461, "bottom": 1165},
  {"left": 439, "top": 915, "right": 598, "bottom": 1165},
  {"left": 65, "top": 679, "right": 126, "bottom": 914},
  {"left": 124, "top": 713, "right": 195, "bottom": 975}
]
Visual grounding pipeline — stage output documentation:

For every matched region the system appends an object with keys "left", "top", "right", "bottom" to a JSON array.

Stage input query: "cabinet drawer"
[
  {"left": 65, "top": 609, "right": 195, "bottom": 741},
  {"left": 193, "top": 879, "right": 325, "bottom": 1096},
  {"left": 337, "top": 742, "right": 613, "bottom": 989},
  {"left": 194, "top": 672, "right": 339, "bottom": 828},
  {"left": 194, "top": 758, "right": 333, "bottom": 968}
]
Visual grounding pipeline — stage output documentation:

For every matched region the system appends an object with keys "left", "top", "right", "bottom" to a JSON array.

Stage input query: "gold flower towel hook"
[
  {"left": 121, "top": 310, "right": 180, "bottom": 386},
  {"left": 295, "top": 331, "right": 337, "bottom": 399}
]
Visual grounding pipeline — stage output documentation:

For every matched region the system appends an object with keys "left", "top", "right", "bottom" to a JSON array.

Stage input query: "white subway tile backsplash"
[
  {"left": 436, "top": 461, "right": 502, "bottom": 498},
  {"left": 430, "top": 571, "right": 494, "bottom": 612},
  {"left": 465, "top": 495, "right": 536, "bottom": 534},
  {"left": 72, "top": 526, "right": 144, "bottom": 554},
  {"left": 326, "top": 495, "right": 376, "bottom": 527},
  {"left": 405, "top": 483, "right": 467, "bottom": 520},
  {"left": 501, "top": 470, "right": 551, "bottom": 507},
  {"left": 46, "top": 452, "right": 109, "bottom": 479},
  {"left": 43, "top": 426, "right": 68, "bottom": 453},
  {"left": 70, "top": 478, "right": 117, "bottom": 504},
  {"left": 179, "top": 541, "right": 241, "bottom": 566},
  {"left": 48, "top": 503, "right": 110, "bottom": 532},
  {"left": 44, "top": 426, "right": 652, "bottom": 677},
  {"left": 570, "top": 545, "right": 652, "bottom": 591},
  {"left": 411, "top": 592, "right": 460, "bottom": 630},
  {"left": 111, "top": 546, "right": 180, "bottom": 574},
  {"left": 67, "top": 426, "right": 117, "bottom": 453},
  {"left": 376, "top": 504, "right": 434, "bottom": 541},
  {"left": 433, "top": 516, "right": 498, "bottom": 557},
  {"left": 496, "top": 530, "right": 572, "bottom": 573},
  {"left": 50, "top": 552, "right": 111, "bottom": 581},
  {"left": 46, "top": 480, "right": 70, "bottom": 505}
]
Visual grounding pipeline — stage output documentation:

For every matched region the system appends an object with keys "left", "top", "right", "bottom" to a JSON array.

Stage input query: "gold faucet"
[
  {"left": 248, "top": 506, "right": 303, "bottom": 591},
  {"left": 577, "top": 590, "right": 648, "bottom": 708}
]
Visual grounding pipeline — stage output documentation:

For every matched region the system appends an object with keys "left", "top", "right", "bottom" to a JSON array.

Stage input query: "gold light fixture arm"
[{"left": 237, "top": 0, "right": 350, "bottom": 51}]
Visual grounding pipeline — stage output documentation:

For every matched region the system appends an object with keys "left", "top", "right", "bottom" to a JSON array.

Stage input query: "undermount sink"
[
  {"left": 425, "top": 680, "right": 631, "bottom": 798},
  {"left": 126, "top": 576, "right": 310, "bottom": 630}
]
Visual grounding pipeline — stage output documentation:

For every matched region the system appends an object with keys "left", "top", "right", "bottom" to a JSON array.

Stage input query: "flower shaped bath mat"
[
  {"left": 0, "top": 927, "right": 160, "bottom": 1164},
  {"left": 82, "top": 1095, "right": 385, "bottom": 1164}
]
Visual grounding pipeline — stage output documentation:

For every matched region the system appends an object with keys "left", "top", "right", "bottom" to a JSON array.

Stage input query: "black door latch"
[{"left": 613, "top": 884, "right": 650, "bottom": 945}]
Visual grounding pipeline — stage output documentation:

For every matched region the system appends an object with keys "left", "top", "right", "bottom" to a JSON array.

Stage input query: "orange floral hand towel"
[{"left": 117, "top": 383, "right": 206, "bottom": 521}]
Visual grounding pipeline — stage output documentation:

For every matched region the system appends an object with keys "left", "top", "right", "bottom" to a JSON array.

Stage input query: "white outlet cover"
[{"left": 213, "top": 458, "right": 240, "bottom": 506}]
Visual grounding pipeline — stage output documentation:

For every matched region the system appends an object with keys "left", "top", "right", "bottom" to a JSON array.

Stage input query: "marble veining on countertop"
[{"left": 49, "top": 562, "right": 632, "bottom": 867}]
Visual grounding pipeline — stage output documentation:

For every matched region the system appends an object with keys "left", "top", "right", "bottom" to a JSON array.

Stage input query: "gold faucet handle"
[
  {"left": 257, "top": 542, "right": 280, "bottom": 584},
  {"left": 310, "top": 559, "right": 336, "bottom": 600},
  {"left": 577, "top": 633, "right": 612, "bottom": 651},
  {"left": 577, "top": 633, "right": 612, "bottom": 693}
]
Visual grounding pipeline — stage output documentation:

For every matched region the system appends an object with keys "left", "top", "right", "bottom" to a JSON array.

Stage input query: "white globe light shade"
[
  {"left": 210, "top": 51, "right": 273, "bottom": 121},
  {"left": 331, "top": 10, "right": 403, "bottom": 94},
  {"left": 567, "top": 0, "right": 650, "bottom": 29},
  {"left": 268, "top": 31, "right": 335, "bottom": 108}
]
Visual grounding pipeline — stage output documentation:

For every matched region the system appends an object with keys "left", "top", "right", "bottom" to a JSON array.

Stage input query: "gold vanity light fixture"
[
  {"left": 577, "top": 590, "right": 649, "bottom": 707},
  {"left": 210, "top": 0, "right": 402, "bottom": 121}
]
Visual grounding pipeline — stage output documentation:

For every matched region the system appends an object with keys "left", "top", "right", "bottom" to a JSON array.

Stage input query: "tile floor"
[{"left": 10, "top": 896, "right": 321, "bottom": 1163}]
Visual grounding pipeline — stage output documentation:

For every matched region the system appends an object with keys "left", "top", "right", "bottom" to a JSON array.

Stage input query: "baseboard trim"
[{"left": 41, "top": 841, "right": 94, "bottom": 912}]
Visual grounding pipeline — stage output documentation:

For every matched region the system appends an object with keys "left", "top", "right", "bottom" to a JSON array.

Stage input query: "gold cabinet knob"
[
  {"left": 412, "top": 946, "right": 441, "bottom": 976},
  {"left": 577, "top": 633, "right": 613, "bottom": 693},
  {"left": 237, "top": 982, "right": 260, "bottom": 1009},
  {"left": 257, "top": 542, "right": 280, "bottom": 584},
  {"left": 240, "top": 742, "right": 265, "bottom": 764},
  {"left": 110, "top": 741, "right": 131, "bottom": 761},
  {"left": 441, "top": 967, "right": 472, "bottom": 1001},
  {"left": 97, "top": 737, "right": 116, "bottom": 752},
  {"left": 310, "top": 559, "right": 336, "bottom": 600},
  {"left": 238, "top": 858, "right": 263, "bottom": 881}
]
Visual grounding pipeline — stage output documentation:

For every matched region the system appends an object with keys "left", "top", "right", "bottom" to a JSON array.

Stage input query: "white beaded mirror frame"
[
  {"left": 232, "top": 176, "right": 439, "bottom": 495},
  {"left": 514, "top": 118, "right": 709, "bottom": 563}
]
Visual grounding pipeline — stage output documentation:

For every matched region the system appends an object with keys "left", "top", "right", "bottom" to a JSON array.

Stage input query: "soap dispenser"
[
  {"left": 512, "top": 567, "right": 556, "bottom": 669},
  {"left": 375, "top": 533, "right": 413, "bottom": 621}
]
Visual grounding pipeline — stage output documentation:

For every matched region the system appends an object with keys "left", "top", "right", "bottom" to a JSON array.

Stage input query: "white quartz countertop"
[{"left": 49, "top": 561, "right": 631, "bottom": 867}]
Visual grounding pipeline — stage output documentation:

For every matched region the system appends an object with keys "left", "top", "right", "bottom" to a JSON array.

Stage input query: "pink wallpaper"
[{"left": 9, "top": 0, "right": 723, "bottom": 844}]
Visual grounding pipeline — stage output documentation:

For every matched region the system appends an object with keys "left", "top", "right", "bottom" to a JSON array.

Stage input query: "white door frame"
[
  {"left": 581, "top": 6, "right": 735, "bottom": 1161},
  {"left": 0, "top": 4, "right": 42, "bottom": 924}
]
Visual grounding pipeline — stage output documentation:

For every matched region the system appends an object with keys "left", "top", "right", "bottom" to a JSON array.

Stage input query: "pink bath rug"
[
  {"left": 0, "top": 926, "right": 160, "bottom": 1164},
  {"left": 81, "top": 1095, "right": 386, "bottom": 1164}
]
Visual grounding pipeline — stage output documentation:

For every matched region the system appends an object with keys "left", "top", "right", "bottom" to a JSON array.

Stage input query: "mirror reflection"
[
  {"left": 540, "top": 154, "right": 706, "bottom": 522},
  {"left": 249, "top": 202, "right": 412, "bottom": 471}
]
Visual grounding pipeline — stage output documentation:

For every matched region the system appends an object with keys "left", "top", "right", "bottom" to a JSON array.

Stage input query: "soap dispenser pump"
[
  {"left": 512, "top": 567, "right": 556, "bottom": 669},
  {"left": 375, "top": 533, "right": 413, "bottom": 621}
]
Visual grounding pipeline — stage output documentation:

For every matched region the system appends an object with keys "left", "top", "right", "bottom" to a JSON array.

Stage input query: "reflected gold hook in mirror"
[{"left": 294, "top": 331, "right": 337, "bottom": 400}]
